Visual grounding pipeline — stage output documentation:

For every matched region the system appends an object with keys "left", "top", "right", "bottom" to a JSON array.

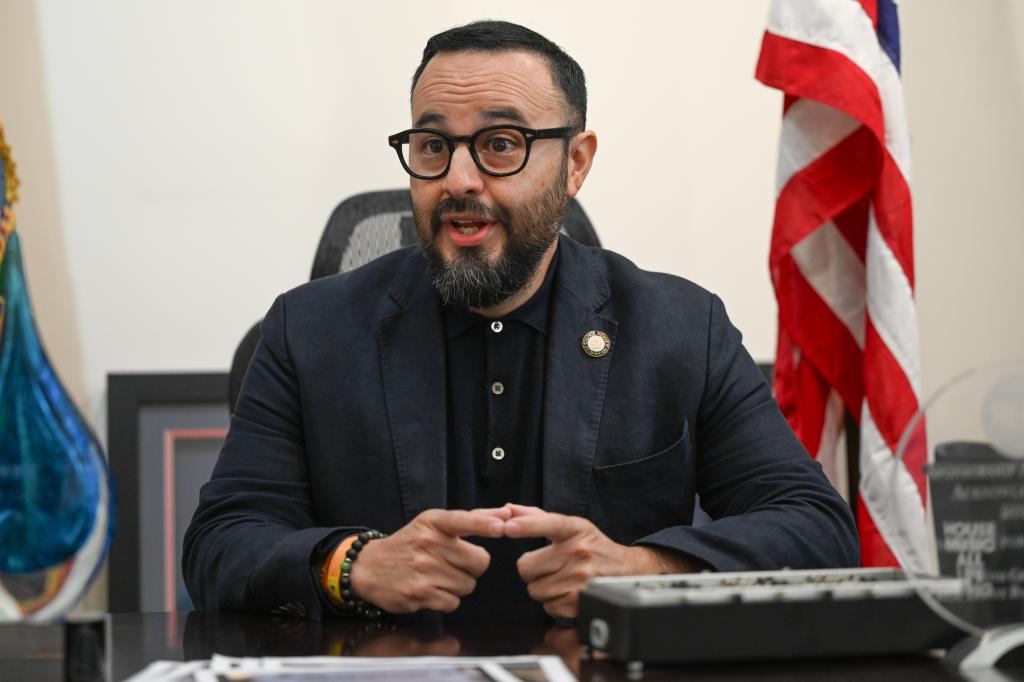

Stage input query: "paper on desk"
[
  {"left": 124, "top": 659, "right": 209, "bottom": 681},
  {"left": 124, "top": 654, "right": 575, "bottom": 682}
]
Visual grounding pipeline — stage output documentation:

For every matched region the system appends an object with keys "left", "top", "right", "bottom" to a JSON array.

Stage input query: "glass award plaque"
[
  {"left": 888, "top": 362, "right": 1024, "bottom": 669},
  {"left": 0, "top": 120, "right": 115, "bottom": 621}
]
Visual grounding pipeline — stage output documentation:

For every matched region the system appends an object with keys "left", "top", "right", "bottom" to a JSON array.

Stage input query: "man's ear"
[{"left": 566, "top": 131, "right": 597, "bottom": 198}]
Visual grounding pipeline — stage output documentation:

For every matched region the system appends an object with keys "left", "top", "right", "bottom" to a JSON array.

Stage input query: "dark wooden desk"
[{"left": 3, "top": 611, "right": 1022, "bottom": 682}]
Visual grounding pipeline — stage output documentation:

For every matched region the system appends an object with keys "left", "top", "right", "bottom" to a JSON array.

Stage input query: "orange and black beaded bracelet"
[{"left": 322, "top": 530, "right": 388, "bottom": 619}]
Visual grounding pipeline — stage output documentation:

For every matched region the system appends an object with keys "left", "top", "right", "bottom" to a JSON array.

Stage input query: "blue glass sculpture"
[{"left": 0, "top": 121, "right": 115, "bottom": 621}]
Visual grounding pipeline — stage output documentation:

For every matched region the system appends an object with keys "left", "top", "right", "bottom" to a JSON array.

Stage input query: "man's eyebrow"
[
  {"left": 414, "top": 112, "right": 446, "bottom": 127},
  {"left": 480, "top": 108, "right": 529, "bottom": 125}
]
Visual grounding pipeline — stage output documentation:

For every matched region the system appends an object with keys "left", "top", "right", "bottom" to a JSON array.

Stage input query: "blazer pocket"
[{"left": 591, "top": 422, "right": 694, "bottom": 544}]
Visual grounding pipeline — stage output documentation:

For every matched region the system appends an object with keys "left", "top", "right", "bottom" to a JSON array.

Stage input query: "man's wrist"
[
  {"left": 329, "top": 530, "right": 388, "bottom": 618},
  {"left": 346, "top": 541, "right": 371, "bottom": 603},
  {"left": 629, "top": 545, "right": 703, "bottom": 575}
]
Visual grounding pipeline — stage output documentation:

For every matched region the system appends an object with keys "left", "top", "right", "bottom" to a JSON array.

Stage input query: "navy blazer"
[{"left": 183, "top": 236, "right": 859, "bottom": 618}]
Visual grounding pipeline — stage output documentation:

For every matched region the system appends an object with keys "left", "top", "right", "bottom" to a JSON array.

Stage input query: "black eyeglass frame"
[{"left": 388, "top": 124, "right": 578, "bottom": 180}]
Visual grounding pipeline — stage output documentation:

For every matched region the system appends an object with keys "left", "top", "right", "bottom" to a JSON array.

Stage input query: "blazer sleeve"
[
  {"left": 182, "top": 295, "right": 361, "bottom": 619},
  {"left": 634, "top": 294, "right": 860, "bottom": 571}
]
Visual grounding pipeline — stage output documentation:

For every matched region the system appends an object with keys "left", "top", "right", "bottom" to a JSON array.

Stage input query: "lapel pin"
[{"left": 582, "top": 330, "right": 611, "bottom": 358}]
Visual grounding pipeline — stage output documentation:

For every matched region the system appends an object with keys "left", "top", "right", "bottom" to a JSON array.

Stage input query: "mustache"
[{"left": 431, "top": 196, "right": 511, "bottom": 233}]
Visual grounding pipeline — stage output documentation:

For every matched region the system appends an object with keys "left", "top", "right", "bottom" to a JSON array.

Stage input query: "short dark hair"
[{"left": 411, "top": 20, "right": 587, "bottom": 130}]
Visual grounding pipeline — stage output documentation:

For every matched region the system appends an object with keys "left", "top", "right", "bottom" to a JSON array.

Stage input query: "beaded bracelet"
[{"left": 328, "top": 530, "right": 388, "bottom": 619}]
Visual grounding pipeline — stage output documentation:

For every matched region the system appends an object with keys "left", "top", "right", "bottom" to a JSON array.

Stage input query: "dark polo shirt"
[{"left": 442, "top": 248, "right": 560, "bottom": 620}]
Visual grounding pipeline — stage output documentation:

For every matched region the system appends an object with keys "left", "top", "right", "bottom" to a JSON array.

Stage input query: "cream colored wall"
[
  {"left": 902, "top": 0, "right": 1024, "bottom": 398},
  {"left": 1, "top": 0, "right": 1021, "bottom": 611}
]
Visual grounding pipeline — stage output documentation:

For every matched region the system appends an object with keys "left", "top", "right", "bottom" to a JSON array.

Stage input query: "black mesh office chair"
[{"left": 228, "top": 189, "right": 600, "bottom": 412}]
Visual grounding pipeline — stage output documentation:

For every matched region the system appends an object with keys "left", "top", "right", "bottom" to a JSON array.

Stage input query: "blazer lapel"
[
  {"left": 380, "top": 250, "right": 447, "bottom": 522},
  {"left": 542, "top": 238, "right": 617, "bottom": 517}
]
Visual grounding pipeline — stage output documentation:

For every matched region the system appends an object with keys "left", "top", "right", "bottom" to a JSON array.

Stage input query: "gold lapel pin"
[{"left": 582, "top": 330, "right": 611, "bottom": 358}]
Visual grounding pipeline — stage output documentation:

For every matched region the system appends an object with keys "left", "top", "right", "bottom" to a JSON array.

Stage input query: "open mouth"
[
  {"left": 452, "top": 219, "right": 488, "bottom": 235},
  {"left": 443, "top": 214, "right": 497, "bottom": 247}
]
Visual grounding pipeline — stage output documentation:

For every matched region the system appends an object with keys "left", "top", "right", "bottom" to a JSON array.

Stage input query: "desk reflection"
[{"left": 183, "top": 611, "right": 579, "bottom": 672}]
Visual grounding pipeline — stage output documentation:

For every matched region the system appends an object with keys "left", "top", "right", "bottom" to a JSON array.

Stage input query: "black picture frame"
[{"left": 107, "top": 372, "right": 228, "bottom": 613}]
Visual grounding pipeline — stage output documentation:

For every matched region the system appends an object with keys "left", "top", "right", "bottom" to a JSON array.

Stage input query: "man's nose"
[{"left": 441, "top": 144, "right": 485, "bottom": 197}]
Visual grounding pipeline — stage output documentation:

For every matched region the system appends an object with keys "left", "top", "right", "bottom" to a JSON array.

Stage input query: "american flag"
[{"left": 756, "top": 0, "right": 932, "bottom": 571}]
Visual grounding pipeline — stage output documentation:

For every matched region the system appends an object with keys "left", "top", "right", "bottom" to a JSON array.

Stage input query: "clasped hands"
[{"left": 347, "top": 503, "right": 695, "bottom": 618}]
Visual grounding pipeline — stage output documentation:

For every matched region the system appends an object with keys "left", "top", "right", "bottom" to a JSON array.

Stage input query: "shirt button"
[
  {"left": 491, "top": 381, "right": 505, "bottom": 395},
  {"left": 490, "top": 321, "right": 503, "bottom": 333},
  {"left": 491, "top": 447, "right": 505, "bottom": 461}
]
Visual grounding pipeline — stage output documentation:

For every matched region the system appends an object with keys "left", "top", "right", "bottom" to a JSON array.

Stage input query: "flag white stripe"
[
  {"left": 858, "top": 402, "right": 934, "bottom": 574},
  {"left": 792, "top": 221, "right": 867, "bottom": 348},
  {"left": 766, "top": 0, "right": 911, "bottom": 180},
  {"left": 776, "top": 98, "right": 862, "bottom": 195},
  {"left": 865, "top": 210, "right": 922, "bottom": 400}
]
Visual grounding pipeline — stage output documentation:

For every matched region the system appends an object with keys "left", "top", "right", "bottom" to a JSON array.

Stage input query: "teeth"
[{"left": 452, "top": 219, "right": 485, "bottom": 236}]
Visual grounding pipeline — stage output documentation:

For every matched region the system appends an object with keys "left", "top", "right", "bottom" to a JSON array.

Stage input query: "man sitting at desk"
[{"left": 183, "top": 20, "right": 859, "bottom": 622}]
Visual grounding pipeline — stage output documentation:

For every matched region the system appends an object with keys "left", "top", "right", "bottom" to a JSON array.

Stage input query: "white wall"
[{"left": 2, "top": 0, "right": 1023, "bottom": 608}]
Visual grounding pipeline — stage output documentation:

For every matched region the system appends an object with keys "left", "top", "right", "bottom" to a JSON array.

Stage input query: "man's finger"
[
  {"left": 428, "top": 509, "right": 505, "bottom": 538},
  {"left": 431, "top": 566, "right": 478, "bottom": 598},
  {"left": 504, "top": 510, "right": 579, "bottom": 541},
  {"left": 516, "top": 544, "right": 567, "bottom": 583},
  {"left": 542, "top": 592, "right": 579, "bottom": 619},
  {"left": 524, "top": 567, "right": 572, "bottom": 604},
  {"left": 421, "top": 587, "right": 461, "bottom": 614},
  {"left": 470, "top": 505, "right": 514, "bottom": 521},
  {"left": 439, "top": 538, "right": 492, "bottom": 577}
]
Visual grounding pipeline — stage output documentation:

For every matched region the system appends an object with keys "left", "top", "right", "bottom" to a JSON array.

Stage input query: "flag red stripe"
[
  {"left": 774, "top": 330, "right": 830, "bottom": 457},
  {"left": 775, "top": 254, "right": 865, "bottom": 414},
  {"left": 757, "top": 32, "right": 884, "bottom": 141},
  {"left": 833, "top": 198, "right": 870, "bottom": 261}
]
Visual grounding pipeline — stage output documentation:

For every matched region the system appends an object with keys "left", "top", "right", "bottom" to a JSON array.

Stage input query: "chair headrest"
[{"left": 310, "top": 189, "right": 599, "bottom": 281}]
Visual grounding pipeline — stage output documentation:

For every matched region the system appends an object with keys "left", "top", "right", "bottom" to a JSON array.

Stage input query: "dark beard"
[{"left": 414, "top": 167, "right": 568, "bottom": 310}]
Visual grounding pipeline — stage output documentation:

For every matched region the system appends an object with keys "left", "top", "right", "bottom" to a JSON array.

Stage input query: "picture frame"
[{"left": 106, "top": 373, "right": 229, "bottom": 613}]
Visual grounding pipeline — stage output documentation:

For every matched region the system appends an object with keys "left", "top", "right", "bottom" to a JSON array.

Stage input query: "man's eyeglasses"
[{"left": 388, "top": 125, "right": 577, "bottom": 180}]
